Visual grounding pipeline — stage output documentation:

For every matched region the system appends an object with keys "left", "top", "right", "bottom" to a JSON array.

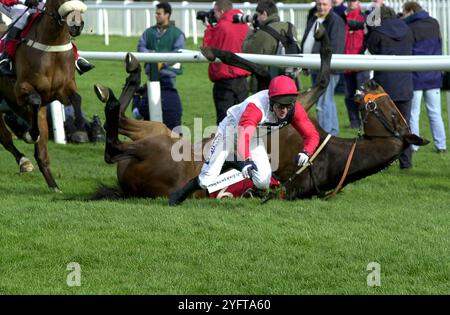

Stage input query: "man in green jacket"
[{"left": 137, "top": 1, "right": 185, "bottom": 130}]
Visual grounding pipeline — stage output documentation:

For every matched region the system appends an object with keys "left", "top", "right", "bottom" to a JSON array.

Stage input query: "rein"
[
  {"left": 324, "top": 139, "right": 357, "bottom": 200},
  {"left": 23, "top": 6, "right": 69, "bottom": 52},
  {"left": 261, "top": 134, "right": 332, "bottom": 203}
]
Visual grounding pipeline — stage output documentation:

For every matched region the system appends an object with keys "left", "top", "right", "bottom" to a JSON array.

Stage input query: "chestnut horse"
[{"left": 0, "top": 0, "right": 87, "bottom": 192}]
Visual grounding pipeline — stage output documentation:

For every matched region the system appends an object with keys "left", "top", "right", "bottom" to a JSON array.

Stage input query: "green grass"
[{"left": 0, "top": 35, "right": 449, "bottom": 294}]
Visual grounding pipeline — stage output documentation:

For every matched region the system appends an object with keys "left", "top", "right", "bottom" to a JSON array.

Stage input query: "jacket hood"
[
  {"left": 374, "top": 18, "right": 409, "bottom": 41},
  {"left": 403, "top": 10, "right": 430, "bottom": 24}
]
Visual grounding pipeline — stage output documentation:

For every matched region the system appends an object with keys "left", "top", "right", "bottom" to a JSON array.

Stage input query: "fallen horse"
[{"left": 93, "top": 50, "right": 428, "bottom": 201}]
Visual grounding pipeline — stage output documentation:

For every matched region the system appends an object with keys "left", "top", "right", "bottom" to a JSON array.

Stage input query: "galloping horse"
[{"left": 0, "top": 0, "right": 87, "bottom": 192}]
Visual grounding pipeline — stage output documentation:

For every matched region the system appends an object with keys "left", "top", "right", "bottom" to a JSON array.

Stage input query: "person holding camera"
[
  {"left": 137, "top": 2, "right": 185, "bottom": 130},
  {"left": 343, "top": 0, "right": 369, "bottom": 129},
  {"left": 242, "top": 0, "right": 301, "bottom": 94},
  {"left": 202, "top": 0, "right": 250, "bottom": 125}
]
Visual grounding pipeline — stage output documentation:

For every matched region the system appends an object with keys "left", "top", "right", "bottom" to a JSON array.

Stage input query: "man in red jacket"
[
  {"left": 169, "top": 75, "right": 320, "bottom": 206},
  {"left": 203, "top": 0, "right": 250, "bottom": 125}
]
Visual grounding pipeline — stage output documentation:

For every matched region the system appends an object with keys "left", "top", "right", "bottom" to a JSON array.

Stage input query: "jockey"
[
  {"left": 0, "top": 0, "right": 94, "bottom": 76},
  {"left": 169, "top": 75, "right": 320, "bottom": 206}
]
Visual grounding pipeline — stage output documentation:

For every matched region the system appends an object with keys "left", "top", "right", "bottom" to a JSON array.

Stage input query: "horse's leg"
[
  {"left": 25, "top": 91, "right": 41, "bottom": 143},
  {"left": 34, "top": 106, "right": 60, "bottom": 192},
  {"left": 118, "top": 52, "right": 141, "bottom": 115},
  {"left": 68, "top": 91, "right": 89, "bottom": 143},
  {"left": 0, "top": 115, "right": 34, "bottom": 172},
  {"left": 201, "top": 47, "right": 271, "bottom": 89},
  {"left": 94, "top": 84, "right": 128, "bottom": 164},
  {"left": 298, "top": 23, "right": 332, "bottom": 112}
]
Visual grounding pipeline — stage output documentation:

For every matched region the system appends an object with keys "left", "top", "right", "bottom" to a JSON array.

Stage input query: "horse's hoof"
[
  {"left": 125, "top": 53, "right": 139, "bottom": 73},
  {"left": 200, "top": 46, "right": 216, "bottom": 62},
  {"left": 51, "top": 187, "right": 63, "bottom": 193},
  {"left": 69, "top": 131, "right": 89, "bottom": 143},
  {"left": 19, "top": 157, "right": 34, "bottom": 173},
  {"left": 24, "top": 132, "right": 40, "bottom": 144},
  {"left": 94, "top": 84, "right": 110, "bottom": 103}
]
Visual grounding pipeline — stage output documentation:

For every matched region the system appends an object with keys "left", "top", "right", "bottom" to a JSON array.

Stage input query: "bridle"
[
  {"left": 360, "top": 92, "right": 408, "bottom": 139},
  {"left": 31, "top": 4, "right": 65, "bottom": 26}
]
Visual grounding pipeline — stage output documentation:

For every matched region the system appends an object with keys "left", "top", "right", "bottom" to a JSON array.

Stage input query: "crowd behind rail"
[{"left": 75, "top": 1, "right": 450, "bottom": 54}]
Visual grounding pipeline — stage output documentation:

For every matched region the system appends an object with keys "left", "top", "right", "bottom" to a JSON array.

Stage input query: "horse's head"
[
  {"left": 354, "top": 79, "right": 429, "bottom": 146},
  {"left": 48, "top": 0, "right": 87, "bottom": 37}
]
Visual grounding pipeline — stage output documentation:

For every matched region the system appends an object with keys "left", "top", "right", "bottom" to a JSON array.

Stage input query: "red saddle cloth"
[
  {"left": 209, "top": 176, "right": 281, "bottom": 199},
  {"left": 0, "top": 12, "right": 42, "bottom": 55}
]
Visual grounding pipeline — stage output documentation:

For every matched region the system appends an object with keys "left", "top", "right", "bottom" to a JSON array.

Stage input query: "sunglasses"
[{"left": 272, "top": 102, "right": 294, "bottom": 111}]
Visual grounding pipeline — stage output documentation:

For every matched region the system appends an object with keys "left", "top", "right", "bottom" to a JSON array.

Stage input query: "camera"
[
  {"left": 196, "top": 9, "right": 217, "bottom": 25},
  {"left": 232, "top": 14, "right": 253, "bottom": 24},
  {"left": 232, "top": 13, "right": 259, "bottom": 29}
]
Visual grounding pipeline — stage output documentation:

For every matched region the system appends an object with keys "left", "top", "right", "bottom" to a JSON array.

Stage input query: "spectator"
[
  {"left": 366, "top": 6, "right": 414, "bottom": 169},
  {"left": 300, "top": 0, "right": 345, "bottom": 136},
  {"left": 243, "top": 0, "right": 301, "bottom": 93},
  {"left": 203, "top": 0, "right": 250, "bottom": 125},
  {"left": 333, "top": 0, "right": 347, "bottom": 22},
  {"left": 402, "top": 1, "right": 446, "bottom": 154},
  {"left": 137, "top": 1, "right": 185, "bottom": 130},
  {"left": 343, "top": 0, "right": 369, "bottom": 129}
]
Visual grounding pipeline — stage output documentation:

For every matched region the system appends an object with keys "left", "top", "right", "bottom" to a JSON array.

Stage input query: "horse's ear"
[{"left": 404, "top": 134, "right": 430, "bottom": 146}]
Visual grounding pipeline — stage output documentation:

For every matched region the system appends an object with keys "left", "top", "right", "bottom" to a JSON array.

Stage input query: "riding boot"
[
  {"left": 75, "top": 56, "right": 95, "bottom": 75},
  {"left": 0, "top": 26, "right": 22, "bottom": 76},
  {"left": 168, "top": 176, "right": 202, "bottom": 206}
]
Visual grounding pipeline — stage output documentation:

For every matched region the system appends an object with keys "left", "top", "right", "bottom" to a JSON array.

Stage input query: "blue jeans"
[
  {"left": 316, "top": 73, "right": 340, "bottom": 135},
  {"left": 409, "top": 89, "right": 447, "bottom": 151}
]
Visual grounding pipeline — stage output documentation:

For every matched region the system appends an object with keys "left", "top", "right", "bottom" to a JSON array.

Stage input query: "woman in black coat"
[{"left": 366, "top": 6, "right": 414, "bottom": 169}]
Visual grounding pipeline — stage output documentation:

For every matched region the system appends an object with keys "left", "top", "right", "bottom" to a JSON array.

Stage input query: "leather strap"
[
  {"left": 26, "top": 40, "right": 73, "bottom": 52},
  {"left": 325, "top": 140, "right": 357, "bottom": 199}
]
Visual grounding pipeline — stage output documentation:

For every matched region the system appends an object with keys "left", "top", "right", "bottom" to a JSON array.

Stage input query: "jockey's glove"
[
  {"left": 296, "top": 151, "right": 310, "bottom": 167},
  {"left": 242, "top": 159, "right": 258, "bottom": 179},
  {"left": 20, "top": 0, "right": 39, "bottom": 8}
]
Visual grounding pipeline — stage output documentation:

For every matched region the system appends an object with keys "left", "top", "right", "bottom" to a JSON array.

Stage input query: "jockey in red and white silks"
[
  {"left": 169, "top": 75, "right": 320, "bottom": 206},
  {"left": 0, "top": 0, "right": 44, "bottom": 30},
  {"left": 199, "top": 76, "right": 320, "bottom": 189}
]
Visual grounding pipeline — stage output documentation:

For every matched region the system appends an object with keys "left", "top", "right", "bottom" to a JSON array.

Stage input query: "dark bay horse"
[
  {"left": 93, "top": 50, "right": 429, "bottom": 201},
  {"left": 269, "top": 80, "right": 429, "bottom": 199},
  {"left": 0, "top": 0, "right": 87, "bottom": 192}
]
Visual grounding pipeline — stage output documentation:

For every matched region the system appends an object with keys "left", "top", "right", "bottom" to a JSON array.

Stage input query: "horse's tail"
[{"left": 91, "top": 185, "right": 126, "bottom": 200}]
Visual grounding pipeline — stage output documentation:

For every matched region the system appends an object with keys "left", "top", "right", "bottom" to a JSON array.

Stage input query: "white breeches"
[
  {"left": 198, "top": 116, "right": 272, "bottom": 190},
  {"left": 0, "top": 3, "right": 44, "bottom": 30}
]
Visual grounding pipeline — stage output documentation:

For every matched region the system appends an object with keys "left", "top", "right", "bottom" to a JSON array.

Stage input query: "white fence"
[{"left": 81, "top": 1, "right": 450, "bottom": 54}]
